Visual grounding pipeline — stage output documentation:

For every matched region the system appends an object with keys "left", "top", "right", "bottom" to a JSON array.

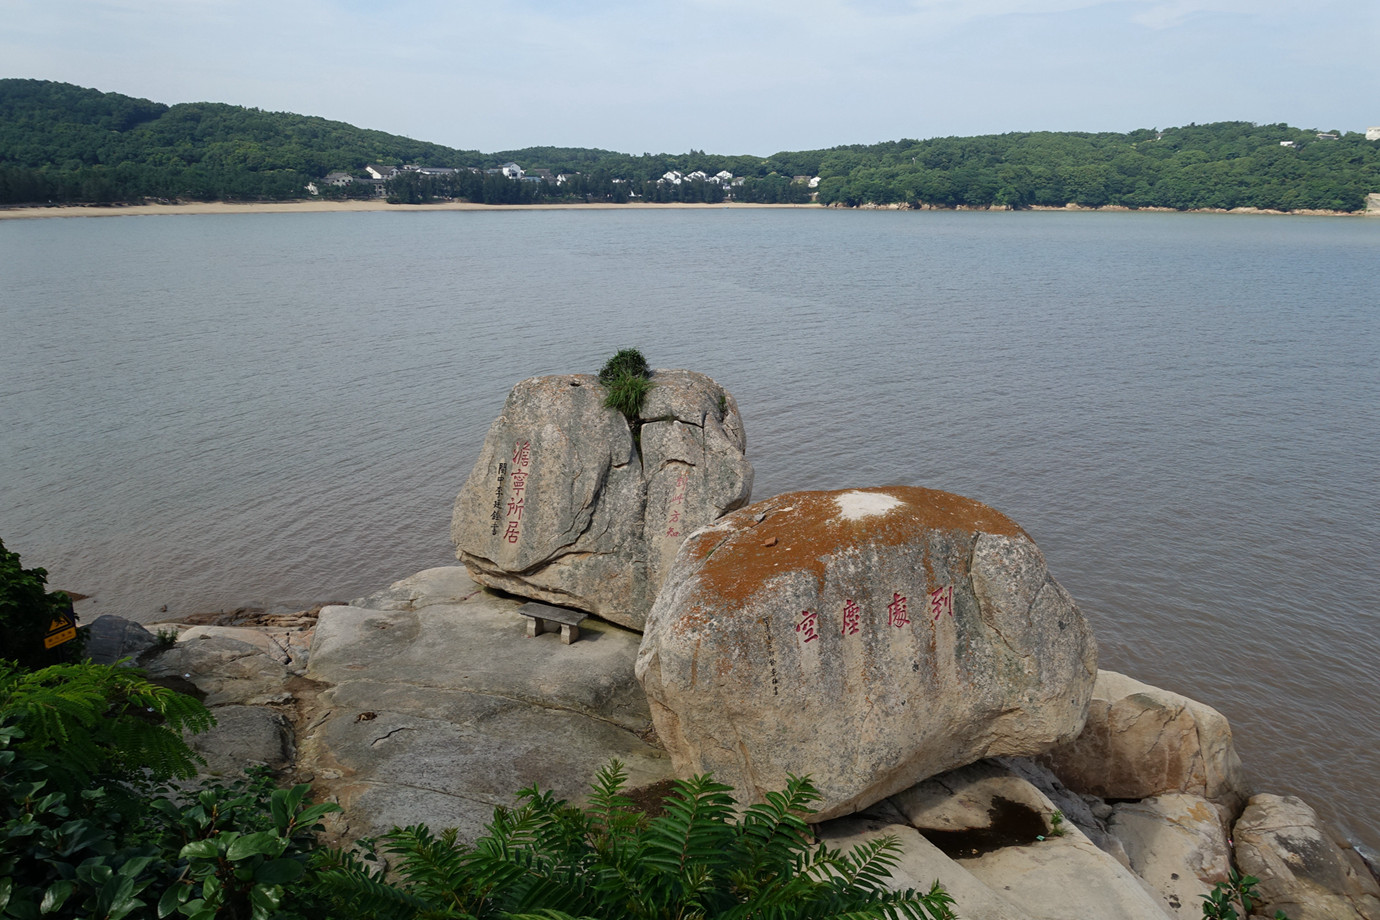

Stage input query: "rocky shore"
[
  {"left": 81, "top": 366, "right": 1380, "bottom": 919},
  {"left": 86, "top": 565, "right": 1379, "bottom": 920}
]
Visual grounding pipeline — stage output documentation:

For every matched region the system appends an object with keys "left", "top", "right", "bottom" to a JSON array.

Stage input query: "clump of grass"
[
  {"left": 598, "top": 347, "right": 651, "bottom": 385},
  {"left": 604, "top": 373, "right": 655, "bottom": 418},
  {"left": 598, "top": 347, "right": 654, "bottom": 420}
]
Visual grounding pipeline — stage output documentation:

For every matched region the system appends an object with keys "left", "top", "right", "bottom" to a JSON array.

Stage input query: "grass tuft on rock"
[
  {"left": 599, "top": 347, "right": 654, "bottom": 420},
  {"left": 598, "top": 347, "right": 651, "bottom": 384}
]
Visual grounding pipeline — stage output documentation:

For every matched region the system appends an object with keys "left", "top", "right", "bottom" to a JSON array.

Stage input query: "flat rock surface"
[
  {"left": 350, "top": 566, "right": 484, "bottom": 611},
  {"left": 301, "top": 570, "right": 672, "bottom": 841},
  {"left": 188, "top": 705, "right": 294, "bottom": 774},
  {"left": 144, "top": 635, "right": 294, "bottom": 706}
]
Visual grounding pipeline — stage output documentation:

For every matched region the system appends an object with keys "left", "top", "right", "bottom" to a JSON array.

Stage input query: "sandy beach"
[
  {"left": 3, "top": 199, "right": 1369, "bottom": 220},
  {"left": 0, "top": 199, "right": 825, "bottom": 220}
]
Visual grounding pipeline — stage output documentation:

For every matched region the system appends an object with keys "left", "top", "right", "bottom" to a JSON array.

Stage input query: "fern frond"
[
  {"left": 0, "top": 661, "right": 212, "bottom": 783},
  {"left": 832, "top": 835, "right": 904, "bottom": 894},
  {"left": 313, "top": 861, "right": 442, "bottom": 920}
]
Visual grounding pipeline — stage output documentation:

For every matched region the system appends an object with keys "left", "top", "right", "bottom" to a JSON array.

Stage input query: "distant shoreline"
[
  {"left": 0, "top": 200, "right": 822, "bottom": 220},
  {"left": 0, "top": 199, "right": 1369, "bottom": 220}
]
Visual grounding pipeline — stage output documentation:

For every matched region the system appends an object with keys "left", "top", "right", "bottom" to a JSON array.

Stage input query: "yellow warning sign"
[{"left": 44, "top": 613, "right": 77, "bottom": 649}]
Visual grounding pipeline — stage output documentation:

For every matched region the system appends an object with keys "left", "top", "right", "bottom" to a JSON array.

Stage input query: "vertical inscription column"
[{"left": 503, "top": 440, "right": 531, "bottom": 545}]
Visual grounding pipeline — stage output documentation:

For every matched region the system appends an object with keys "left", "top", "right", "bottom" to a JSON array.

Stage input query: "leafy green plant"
[
  {"left": 314, "top": 761, "right": 956, "bottom": 920},
  {"left": 1048, "top": 810, "right": 1065, "bottom": 837},
  {"left": 598, "top": 348, "right": 655, "bottom": 422},
  {"left": 0, "top": 538, "right": 85, "bottom": 670},
  {"left": 157, "top": 780, "right": 340, "bottom": 920},
  {"left": 1201, "top": 869, "right": 1288, "bottom": 920},
  {"left": 154, "top": 627, "right": 180, "bottom": 651},
  {"left": 0, "top": 660, "right": 214, "bottom": 788},
  {"left": 1, "top": 718, "right": 340, "bottom": 920}
]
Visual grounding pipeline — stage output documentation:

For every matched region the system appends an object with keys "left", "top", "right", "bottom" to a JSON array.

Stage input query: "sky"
[{"left": 3, "top": 0, "right": 1377, "bottom": 156}]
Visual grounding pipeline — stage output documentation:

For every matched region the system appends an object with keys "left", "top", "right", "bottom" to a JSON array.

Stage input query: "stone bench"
[{"left": 516, "top": 602, "right": 588, "bottom": 645}]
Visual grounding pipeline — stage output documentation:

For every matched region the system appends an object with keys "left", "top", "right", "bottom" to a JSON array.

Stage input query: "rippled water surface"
[{"left": 2, "top": 208, "right": 1376, "bottom": 852}]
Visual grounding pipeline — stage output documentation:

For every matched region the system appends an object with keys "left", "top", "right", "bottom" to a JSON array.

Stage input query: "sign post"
[{"left": 43, "top": 612, "right": 77, "bottom": 649}]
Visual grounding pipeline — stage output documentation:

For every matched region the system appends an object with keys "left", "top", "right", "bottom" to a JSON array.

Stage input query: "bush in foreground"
[{"left": 315, "top": 761, "right": 956, "bottom": 920}]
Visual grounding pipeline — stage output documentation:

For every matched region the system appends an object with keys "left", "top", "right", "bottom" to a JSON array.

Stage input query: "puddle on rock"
[{"left": 919, "top": 796, "right": 1049, "bottom": 859}]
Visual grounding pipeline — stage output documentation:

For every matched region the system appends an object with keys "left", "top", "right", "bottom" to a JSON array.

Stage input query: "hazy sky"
[{"left": 4, "top": 0, "right": 1376, "bottom": 155}]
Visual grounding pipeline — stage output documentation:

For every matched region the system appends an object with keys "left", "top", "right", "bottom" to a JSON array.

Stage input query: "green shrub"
[
  {"left": 1201, "top": 870, "right": 1289, "bottom": 920},
  {"left": 314, "top": 761, "right": 956, "bottom": 920},
  {"left": 0, "top": 722, "right": 339, "bottom": 920},
  {"left": 0, "top": 538, "right": 85, "bottom": 670},
  {"left": 597, "top": 348, "right": 651, "bottom": 384},
  {"left": 598, "top": 348, "right": 655, "bottom": 421},
  {"left": 602, "top": 372, "right": 656, "bottom": 420},
  {"left": 0, "top": 660, "right": 214, "bottom": 788}
]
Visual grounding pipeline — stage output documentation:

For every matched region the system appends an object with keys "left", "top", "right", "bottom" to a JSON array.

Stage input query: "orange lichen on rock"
[{"left": 686, "top": 486, "right": 1025, "bottom": 605}]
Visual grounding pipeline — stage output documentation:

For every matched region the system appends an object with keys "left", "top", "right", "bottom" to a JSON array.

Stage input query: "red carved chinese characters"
[
  {"left": 841, "top": 599, "right": 861, "bottom": 636},
  {"left": 929, "top": 584, "right": 953, "bottom": 622},
  {"left": 887, "top": 592, "right": 910, "bottom": 628},
  {"left": 503, "top": 440, "right": 531, "bottom": 543},
  {"left": 795, "top": 609, "right": 819, "bottom": 643},
  {"left": 666, "top": 468, "right": 691, "bottom": 537}
]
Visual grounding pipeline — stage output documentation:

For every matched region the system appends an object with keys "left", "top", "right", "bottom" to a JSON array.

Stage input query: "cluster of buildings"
[
  {"left": 309, "top": 162, "right": 572, "bottom": 196},
  {"left": 307, "top": 161, "right": 826, "bottom": 197},
  {"left": 656, "top": 170, "right": 821, "bottom": 189}
]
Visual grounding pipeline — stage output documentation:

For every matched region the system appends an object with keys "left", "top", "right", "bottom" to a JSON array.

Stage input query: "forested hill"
[
  {"left": 2, "top": 78, "right": 1377, "bottom": 211},
  {"left": 0, "top": 79, "right": 484, "bottom": 202}
]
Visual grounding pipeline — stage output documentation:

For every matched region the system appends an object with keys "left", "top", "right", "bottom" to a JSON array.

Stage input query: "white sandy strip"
[
  {"left": 835, "top": 490, "right": 904, "bottom": 520},
  {"left": 0, "top": 200, "right": 824, "bottom": 220}
]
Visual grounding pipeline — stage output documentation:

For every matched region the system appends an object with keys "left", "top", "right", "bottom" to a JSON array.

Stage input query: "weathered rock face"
[
  {"left": 452, "top": 370, "right": 752, "bottom": 631},
  {"left": 1233, "top": 794, "right": 1380, "bottom": 920},
  {"left": 635, "top": 486, "right": 1097, "bottom": 821},
  {"left": 1108, "top": 794, "right": 1233, "bottom": 918},
  {"left": 1039, "top": 670, "right": 1252, "bottom": 815}
]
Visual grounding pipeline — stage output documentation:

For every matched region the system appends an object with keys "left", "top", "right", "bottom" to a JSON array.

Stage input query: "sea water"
[{"left": 2, "top": 207, "right": 1376, "bottom": 852}]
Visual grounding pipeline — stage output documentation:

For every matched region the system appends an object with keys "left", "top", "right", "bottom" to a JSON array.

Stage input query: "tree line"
[{"left": 2, "top": 79, "right": 1376, "bottom": 211}]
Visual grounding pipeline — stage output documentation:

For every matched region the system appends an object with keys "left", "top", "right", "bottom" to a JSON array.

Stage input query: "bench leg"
[
  {"left": 560, "top": 624, "right": 579, "bottom": 645},
  {"left": 527, "top": 617, "right": 545, "bottom": 638}
]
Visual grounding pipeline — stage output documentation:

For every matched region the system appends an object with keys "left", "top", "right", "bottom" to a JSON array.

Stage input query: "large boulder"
[
  {"left": 1039, "top": 670, "right": 1252, "bottom": 815},
  {"left": 84, "top": 615, "right": 160, "bottom": 666},
  {"left": 635, "top": 486, "right": 1097, "bottom": 820},
  {"left": 1233, "top": 794, "right": 1380, "bottom": 920},
  {"left": 451, "top": 370, "right": 752, "bottom": 631}
]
